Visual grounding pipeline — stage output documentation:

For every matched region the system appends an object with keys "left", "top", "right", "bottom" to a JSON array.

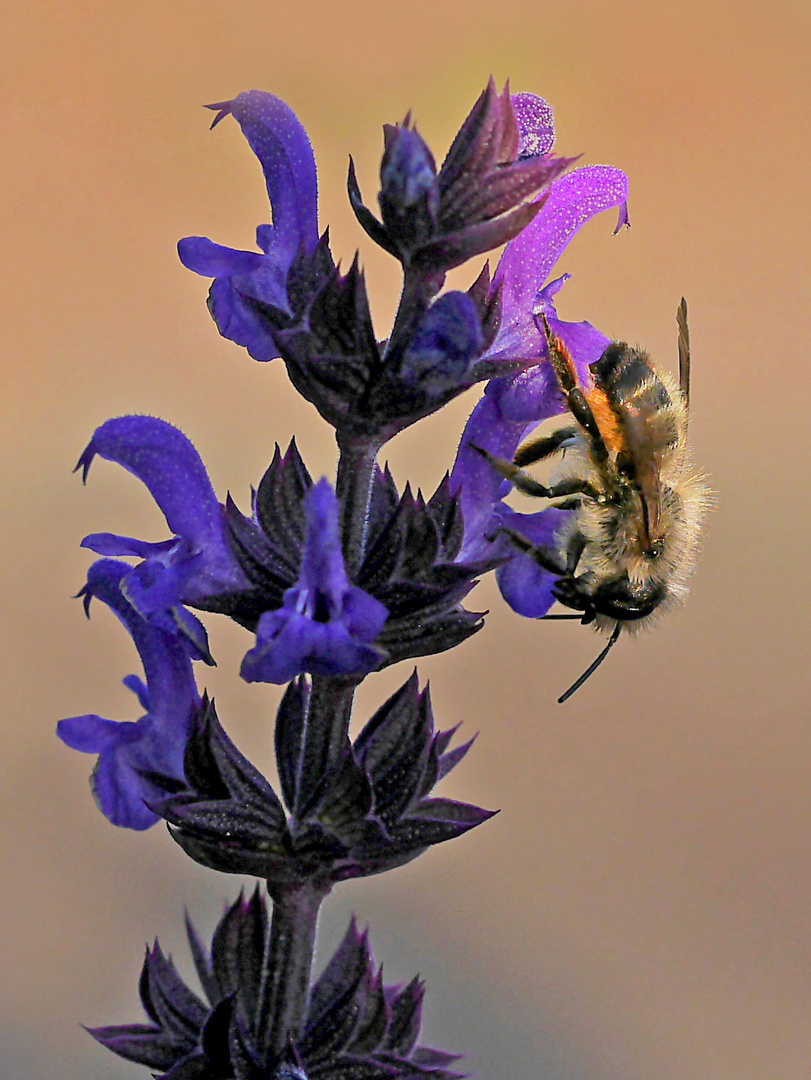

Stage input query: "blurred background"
[{"left": 2, "top": 1, "right": 810, "bottom": 1077}]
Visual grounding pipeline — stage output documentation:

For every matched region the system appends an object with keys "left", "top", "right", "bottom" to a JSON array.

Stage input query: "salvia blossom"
[
  {"left": 241, "top": 479, "right": 389, "bottom": 684},
  {"left": 178, "top": 91, "right": 320, "bottom": 362},
  {"left": 77, "top": 415, "right": 250, "bottom": 663},
  {"left": 60, "top": 79, "right": 631, "bottom": 1076},
  {"left": 57, "top": 559, "right": 200, "bottom": 830}
]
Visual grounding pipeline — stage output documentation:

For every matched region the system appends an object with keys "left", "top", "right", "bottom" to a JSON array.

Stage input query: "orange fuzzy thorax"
[{"left": 584, "top": 385, "right": 625, "bottom": 457}]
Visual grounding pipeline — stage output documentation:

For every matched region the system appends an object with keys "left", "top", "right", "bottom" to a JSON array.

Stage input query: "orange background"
[{"left": 2, "top": 2, "right": 810, "bottom": 1078}]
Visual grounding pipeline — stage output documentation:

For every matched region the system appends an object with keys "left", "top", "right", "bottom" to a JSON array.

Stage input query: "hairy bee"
[{"left": 476, "top": 300, "right": 710, "bottom": 702}]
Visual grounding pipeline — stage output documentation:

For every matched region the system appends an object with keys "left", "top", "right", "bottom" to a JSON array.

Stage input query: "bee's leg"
[
  {"left": 514, "top": 427, "right": 578, "bottom": 467},
  {"left": 536, "top": 314, "right": 611, "bottom": 464},
  {"left": 542, "top": 477, "right": 602, "bottom": 501},
  {"left": 512, "top": 471, "right": 601, "bottom": 501},
  {"left": 565, "top": 532, "right": 587, "bottom": 574},
  {"left": 471, "top": 444, "right": 601, "bottom": 501},
  {"left": 498, "top": 526, "right": 567, "bottom": 576},
  {"left": 565, "top": 389, "right": 610, "bottom": 464},
  {"left": 470, "top": 444, "right": 551, "bottom": 497}
]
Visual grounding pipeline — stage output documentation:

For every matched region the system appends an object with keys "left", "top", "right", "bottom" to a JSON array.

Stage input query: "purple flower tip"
[
  {"left": 74, "top": 441, "right": 96, "bottom": 484},
  {"left": 204, "top": 98, "right": 236, "bottom": 129},
  {"left": 614, "top": 199, "right": 631, "bottom": 233}
]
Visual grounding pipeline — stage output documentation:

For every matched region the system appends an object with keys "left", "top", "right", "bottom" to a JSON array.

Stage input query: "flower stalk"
[
  {"left": 289, "top": 674, "right": 356, "bottom": 818},
  {"left": 258, "top": 879, "right": 330, "bottom": 1058},
  {"left": 383, "top": 268, "right": 433, "bottom": 365},
  {"left": 58, "top": 78, "right": 631, "bottom": 1079},
  {"left": 335, "top": 433, "right": 382, "bottom": 577}
]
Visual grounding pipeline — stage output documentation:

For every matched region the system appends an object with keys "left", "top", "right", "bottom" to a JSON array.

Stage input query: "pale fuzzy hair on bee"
[
  {"left": 550, "top": 354, "right": 712, "bottom": 637},
  {"left": 471, "top": 302, "right": 711, "bottom": 700},
  {"left": 475, "top": 301, "right": 711, "bottom": 655},
  {"left": 513, "top": 305, "right": 711, "bottom": 638}
]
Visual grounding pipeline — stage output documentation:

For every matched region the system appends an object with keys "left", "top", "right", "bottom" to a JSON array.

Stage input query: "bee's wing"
[
  {"left": 621, "top": 406, "right": 665, "bottom": 546},
  {"left": 677, "top": 297, "right": 690, "bottom": 414}
]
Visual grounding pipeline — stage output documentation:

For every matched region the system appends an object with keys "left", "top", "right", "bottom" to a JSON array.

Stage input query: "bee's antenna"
[
  {"left": 541, "top": 614, "right": 584, "bottom": 620},
  {"left": 558, "top": 623, "right": 622, "bottom": 704}
]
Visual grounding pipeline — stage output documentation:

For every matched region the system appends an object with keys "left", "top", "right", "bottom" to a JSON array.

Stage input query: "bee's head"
[{"left": 555, "top": 573, "right": 665, "bottom": 623}]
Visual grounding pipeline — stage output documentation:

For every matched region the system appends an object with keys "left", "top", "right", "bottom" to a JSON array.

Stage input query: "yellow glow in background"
[{"left": 2, "top": 1, "right": 810, "bottom": 1077}]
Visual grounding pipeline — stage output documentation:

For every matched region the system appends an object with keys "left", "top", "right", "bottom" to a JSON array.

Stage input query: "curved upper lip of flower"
[
  {"left": 76, "top": 414, "right": 251, "bottom": 662},
  {"left": 177, "top": 90, "right": 321, "bottom": 362}
]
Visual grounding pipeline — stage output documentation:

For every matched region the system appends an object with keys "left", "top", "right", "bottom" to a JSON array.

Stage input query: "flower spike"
[{"left": 60, "top": 77, "right": 644, "bottom": 1080}]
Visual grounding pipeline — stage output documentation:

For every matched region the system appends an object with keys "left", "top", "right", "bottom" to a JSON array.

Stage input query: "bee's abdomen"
[
  {"left": 591, "top": 342, "right": 682, "bottom": 454},
  {"left": 591, "top": 343, "right": 670, "bottom": 410}
]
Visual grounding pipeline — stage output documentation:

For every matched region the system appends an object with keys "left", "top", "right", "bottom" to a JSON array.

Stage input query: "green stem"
[
  {"left": 294, "top": 675, "right": 357, "bottom": 817},
  {"left": 335, "top": 434, "right": 381, "bottom": 577},
  {"left": 383, "top": 267, "right": 431, "bottom": 365},
  {"left": 258, "top": 879, "right": 331, "bottom": 1059}
]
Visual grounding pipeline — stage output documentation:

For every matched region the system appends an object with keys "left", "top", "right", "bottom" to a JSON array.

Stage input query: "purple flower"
[
  {"left": 241, "top": 479, "right": 388, "bottom": 684},
  {"left": 224, "top": 441, "right": 490, "bottom": 670},
  {"left": 450, "top": 92, "right": 629, "bottom": 614},
  {"left": 57, "top": 560, "right": 201, "bottom": 830},
  {"left": 77, "top": 415, "right": 249, "bottom": 662},
  {"left": 178, "top": 91, "right": 319, "bottom": 362},
  {"left": 399, "top": 289, "right": 485, "bottom": 393}
]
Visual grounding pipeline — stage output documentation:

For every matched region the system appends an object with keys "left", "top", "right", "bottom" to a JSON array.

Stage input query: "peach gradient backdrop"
[{"left": 2, "top": 1, "right": 810, "bottom": 1078}]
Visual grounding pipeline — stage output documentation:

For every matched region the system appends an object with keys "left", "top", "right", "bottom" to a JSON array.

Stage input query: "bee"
[{"left": 475, "top": 300, "right": 710, "bottom": 702}]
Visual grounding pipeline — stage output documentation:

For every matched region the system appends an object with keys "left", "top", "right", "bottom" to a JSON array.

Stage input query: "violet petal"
[
  {"left": 206, "top": 91, "right": 318, "bottom": 256},
  {"left": 78, "top": 416, "right": 247, "bottom": 603},
  {"left": 57, "top": 560, "right": 200, "bottom": 830},
  {"left": 240, "top": 480, "right": 388, "bottom": 684},
  {"left": 493, "top": 506, "right": 570, "bottom": 618},
  {"left": 494, "top": 164, "right": 629, "bottom": 320},
  {"left": 176, "top": 237, "right": 266, "bottom": 278}
]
